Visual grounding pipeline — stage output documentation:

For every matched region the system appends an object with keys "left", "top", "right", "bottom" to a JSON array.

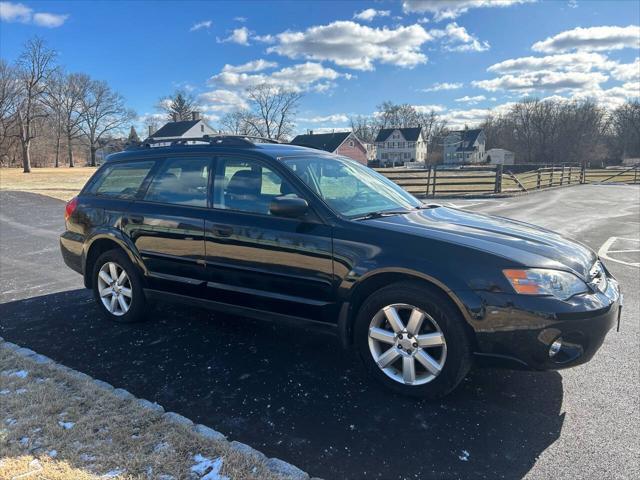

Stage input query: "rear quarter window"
[{"left": 87, "top": 161, "right": 154, "bottom": 199}]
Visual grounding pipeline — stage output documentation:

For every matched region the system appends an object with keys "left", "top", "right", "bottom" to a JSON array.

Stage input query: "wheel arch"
[
  {"left": 337, "top": 269, "right": 477, "bottom": 349},
  {"left": 83, "top": 232, "right": 147, "bottom": 289}
]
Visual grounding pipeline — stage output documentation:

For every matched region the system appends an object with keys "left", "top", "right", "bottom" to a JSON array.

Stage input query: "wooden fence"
[{"left": 375, "top": 163, "right": 640, "bottom": 197}]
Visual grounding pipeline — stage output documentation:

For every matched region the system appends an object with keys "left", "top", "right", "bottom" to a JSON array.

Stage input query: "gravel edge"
[{"left": 0, "top": 336, "right": 319, "bottom": 480}]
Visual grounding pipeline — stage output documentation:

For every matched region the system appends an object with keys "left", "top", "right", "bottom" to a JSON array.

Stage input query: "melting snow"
[
  {"left": 101, "top": 468, "right": 125, "bottom": 478},
  {"left": 58, "top": 421, "right": 75, "bottom": 430},
  {"left": 2, "top": 370, "right": 29, "bottom": 378},
  {"left": 191, "top": 454, "right": 228, "bottom": 480},
  {"left": 458, "top": 449, "right": 470, "bottom": 461}
]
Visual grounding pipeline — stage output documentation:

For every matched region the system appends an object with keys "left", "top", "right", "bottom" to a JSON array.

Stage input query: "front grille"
[{"left": 589, "top": 261, "right": 608, "bottom": 293}]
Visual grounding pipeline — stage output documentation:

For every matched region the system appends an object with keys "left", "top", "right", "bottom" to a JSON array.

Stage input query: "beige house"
[{"left": 374, "top": 127, "right": 427, "bottom": 167}]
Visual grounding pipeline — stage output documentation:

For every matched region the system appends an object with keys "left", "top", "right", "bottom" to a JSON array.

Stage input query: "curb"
[{"left": 0, "top": 336, "right": 315, "bottom": 480}]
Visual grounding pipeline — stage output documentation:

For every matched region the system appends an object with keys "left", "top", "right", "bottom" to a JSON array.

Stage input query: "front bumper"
[{"left": 461, "top": 277, "right": 621, "bottom": 370}]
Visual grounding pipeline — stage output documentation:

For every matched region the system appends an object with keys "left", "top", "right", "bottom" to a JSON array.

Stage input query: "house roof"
[
  {"left": 290, "top": 131, "right": 353, "bottom": 152},
  {"left": 151, "top": 120, "right": 200, "bottom": 138},
  {"left": 447, "top": 128, "right": 484, "bottom": 152},
  {"left": 374, "top": 127, "right": 423, "bottom": 143}
]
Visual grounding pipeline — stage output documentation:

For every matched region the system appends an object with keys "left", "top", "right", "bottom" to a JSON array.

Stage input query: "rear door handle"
[{"left": 210, "top": 224, "right": 233, "bottom": 237}]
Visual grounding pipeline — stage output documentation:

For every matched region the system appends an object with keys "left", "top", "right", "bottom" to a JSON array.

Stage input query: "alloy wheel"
[
  {"left": 368, "top": 303, "right": 447, "bottom": 386},
  {"left": 97, "top": 262, "right": 132, "bottom": 316}
]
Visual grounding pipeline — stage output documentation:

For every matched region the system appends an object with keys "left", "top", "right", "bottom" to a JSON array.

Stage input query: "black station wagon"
[{"left": 60, "top": 135, "right": 622, "bottom": 398}]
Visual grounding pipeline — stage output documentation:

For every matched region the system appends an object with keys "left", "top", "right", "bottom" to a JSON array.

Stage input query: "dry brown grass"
[
  {"left": 0, "top": 167, "right": 96, "bottom": 201},
  {"left": 0, "top": 345, "right": 288, "bottom": 480}
]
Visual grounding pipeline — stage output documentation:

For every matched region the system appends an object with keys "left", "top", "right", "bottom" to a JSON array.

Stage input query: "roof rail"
[{"left": 130, "top": 134, "right": 281, "bottom": 150}]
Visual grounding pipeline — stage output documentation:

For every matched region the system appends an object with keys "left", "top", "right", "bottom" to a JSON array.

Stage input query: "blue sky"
[{"left": 1, "top": 0, "right": 639, "bottom": 134}]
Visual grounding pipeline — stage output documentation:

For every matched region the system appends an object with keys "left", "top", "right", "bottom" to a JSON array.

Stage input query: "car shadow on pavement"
[{"left": 0, "top": 289, "right": 565, "bottom": 480}]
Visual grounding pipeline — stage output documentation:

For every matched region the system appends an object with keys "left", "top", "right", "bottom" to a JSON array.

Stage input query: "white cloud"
[
  {"left": 0, "top": 1, "right": 30, "bottom": 22},
  {"left": 353, "top": 8, "right": 391, "bottom": 22},
  {"left": 402, "top": 0, "right": 535, "bottom": 21},
  {"left": 209, "top": 61, "right": 345, "bottom": 92},
  {"left": 198, "top": 89, "right": 250, "bottom": 113},
  {"left": 473, "top": 70, "right": 608, "bottom": 92},
  {"left": 429, "top": 22, "right": 489, "bottom": 52},
  {"left": 455, "top": 95, "right": 487, "bottom": 104},
  {"left": 413, "top": 104, "right": 447, "bottom": 113},
  {"left": 532, "top": 25, "right": 640, "bottom": 53},
  {"left": 234, "top": 16, "right": 247, "bottom": 22},
  {"left": 423, "top": 82, "right": 463, "bottom": 91},
  {"left": 299, "top": 113, "right": 349, "bottom": 123},
  {"left": 32, "top": 12, "right": 67, "bottom": 27},
  {"left": 444, "top": 102, "right": 516, "bottom": 128},
  {"left": 218, "top": 26, "right": 251, "bottom": 45},
  {"left": 611, "top": 58, "right": 640, "bottom": 82},
  {"left": 221, "top": 59, "right": 278, "bottom": 73},
  {"left": 0, "top": 1, "right": 68, "bottom": 27},
  {"left": 487, "top": 52, "right": 614, "bottom": 73},
  {"left": 266, "top": 21, "right": 432, "bottom": 70},
  {"left": 190, "top": 20, "right": 212, "bottom": 32}
]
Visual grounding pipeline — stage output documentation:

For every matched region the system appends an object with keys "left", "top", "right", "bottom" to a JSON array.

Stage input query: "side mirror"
[{"left": 269, "top": 195, "right": 309, "bottom": 218}]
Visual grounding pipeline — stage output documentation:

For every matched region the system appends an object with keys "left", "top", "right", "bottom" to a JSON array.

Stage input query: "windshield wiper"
[{"left": 353, "top": 210, "right": 413, "bottom": 221}]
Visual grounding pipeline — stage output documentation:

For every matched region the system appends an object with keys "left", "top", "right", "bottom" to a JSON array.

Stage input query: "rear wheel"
[
  {"left": 92, "top": 249, "right": 146, "bottom": 323},
  {"left": 354, "top": 282, "right": 472, "bottom": 398}
]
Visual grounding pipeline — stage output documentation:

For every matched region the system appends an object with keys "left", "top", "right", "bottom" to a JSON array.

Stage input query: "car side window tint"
[
  {"left": 144, "top": 157, "right": 210, "bottom": 207},
  {"left": 213, "top": 157, "right": 298, "bottom": 215},
  {"left": 91, "top": 161, "right": 154, "bottom": 199}
]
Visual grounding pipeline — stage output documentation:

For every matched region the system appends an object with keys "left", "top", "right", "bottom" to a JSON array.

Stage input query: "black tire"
[
  {"left": 92, "top": 249, "right": 147, "bottom": 323},
  {"left": 354, "top": 282, "right": 472, "bottom": 399}
]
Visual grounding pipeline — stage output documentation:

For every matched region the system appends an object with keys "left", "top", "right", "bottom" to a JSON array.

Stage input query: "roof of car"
[{"left": 105, "top": 141, "right": 322, "bottom": 163}]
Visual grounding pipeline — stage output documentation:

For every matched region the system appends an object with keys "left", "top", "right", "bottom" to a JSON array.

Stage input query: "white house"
[
  {"left": 149, "top": 112, "right": 216, "bottom": 143},
  {"left": 374, "top": 127, "right": 427, "bottom": 166},
  {"left": 486, "top": 148, "right": 515, "bottom": 165},
  {"left": 444, "top": 128, "right": 486, "bottom": 164}
]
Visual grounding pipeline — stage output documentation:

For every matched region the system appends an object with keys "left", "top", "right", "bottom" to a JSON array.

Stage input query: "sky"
[{"left": 1, "top": 0, "right": 639, "bottom": 136}]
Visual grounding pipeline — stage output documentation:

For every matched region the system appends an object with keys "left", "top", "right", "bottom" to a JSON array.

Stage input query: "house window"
[
  {"left": 382, "top": 153, "right": 388, "bottom": 159},
  {"left": 200, "top": 124, "right": 204, "bottom": 132},
  {"left": 349, "top": 140, "right": 354, "bottom": 147}
]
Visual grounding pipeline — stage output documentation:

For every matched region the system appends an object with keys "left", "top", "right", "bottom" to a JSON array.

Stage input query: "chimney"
[
  {"left": 308, "top": 130, "right": 313, "bottom": 135},
  {"left": 192, "top": 111, "right": 200, "bottom": 121},
  {"left": 171, "top": 113, "right": 177, "bottom": 122},
  {"left": 148, "top": 125, "right": 153, "bottom": 137}
]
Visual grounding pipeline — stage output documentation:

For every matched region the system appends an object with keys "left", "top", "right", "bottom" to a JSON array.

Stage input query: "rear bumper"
[
  {"left": 462, "top": 278, "right": 621, "bottom": 370},
  {"left": 60, "top": 232, "right": 84, "bottom": 276}
]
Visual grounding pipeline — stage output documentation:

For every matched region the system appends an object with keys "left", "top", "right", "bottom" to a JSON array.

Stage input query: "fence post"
[
  {"left": 537, "top": 169, "right": 542, "bottom": 189},
  {"left": 431, "top": 165, "right": 437, "bottom": 197},
  {"left": 568, "top": 166, "right": 573, "bottom": 184},
  {"left": 560, "top": 165, "right": 565, "bottom": 186},
  {"left": 494, "top": 164, "right": 503, "bottom": 193},
  {"left": 580, "top": 164, "right": 586, "bottom": 184},
  {"left": 425, "top": 165, "right": 432, "bottom": 197},
  {"left": 549, "top": 167, "right": 554, "bottom": 187},
  {"left": 635, "top": 165, "right": 638, "bottom": 184}
]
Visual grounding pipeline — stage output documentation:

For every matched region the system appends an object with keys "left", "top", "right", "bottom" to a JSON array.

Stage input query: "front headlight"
[{"left": 503, "top": 268, "right": 589, "bottom": 300}]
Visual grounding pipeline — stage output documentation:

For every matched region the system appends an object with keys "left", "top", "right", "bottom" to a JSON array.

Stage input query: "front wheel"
[
  {"left": 354, "top": 282, "right": 472, "bottom": 399},
  {"left": 92, "top": 249, "right": 146, "bottom": 323}
]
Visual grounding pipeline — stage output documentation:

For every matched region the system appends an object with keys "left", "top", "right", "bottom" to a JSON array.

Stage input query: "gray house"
[{"left": 444, "top": 128, "right": 486, "bottom": 164}]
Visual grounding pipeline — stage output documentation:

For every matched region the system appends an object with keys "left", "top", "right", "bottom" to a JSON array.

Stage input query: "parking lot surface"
[{"left": 1, "top": 185, "right": 638, "bottom": 480}]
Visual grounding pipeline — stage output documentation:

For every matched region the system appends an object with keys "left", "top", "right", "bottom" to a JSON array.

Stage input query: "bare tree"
[
  {"left": 349, "top": 114, "right": 379, "bottom": 143},
  {"left": 58, "top": 73, "right": 90, "bottom": 167},
  {"left": 244, "top": 84, "right": 302, "bottom": 140},
  {"left": 13, "top": 37, "right": 57, "bottom": 172},
  {"left": 219, "top": 110, "right": 253, "bottom": 135},
  {"left": 0, "top": 60, "right": 17, "bottom": 148},
  {"left": 81, "top": 80, "right": 136, "bottom": 166},
  {"left": 610, "top": 100, "right": 640, "bottom": 160},
  {"left": 43, "top": 71, "right": 67, "bottom": 167},
  {"left": 158, "top": 90, "right": 196, "bottom": 121}
]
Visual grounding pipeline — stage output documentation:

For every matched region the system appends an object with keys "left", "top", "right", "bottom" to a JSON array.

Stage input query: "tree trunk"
[
  {"left": 55, "top": 135, "right": 61, "bottom": 168},
  {"left": 67, "top": 133, "right": 74, "bottom": 167},
  {"left": 22, "top": 141, "right": 31, "bottom": 173},
  {"left": 90, "top": 145, "right": 97, "bottom": 167}
]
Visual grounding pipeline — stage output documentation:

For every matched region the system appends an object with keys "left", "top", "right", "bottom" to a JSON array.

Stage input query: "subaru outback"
[{"left": 60, "top": 135, "right": 622, "bottom": 398}]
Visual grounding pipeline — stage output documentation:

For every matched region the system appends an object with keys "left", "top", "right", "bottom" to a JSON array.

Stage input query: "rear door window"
[
  {"left": 89, "top": 161, "right": 154, "bottom": 199},
  {"left": 144, "top": 157, "right": 211, "bottom": 207}
]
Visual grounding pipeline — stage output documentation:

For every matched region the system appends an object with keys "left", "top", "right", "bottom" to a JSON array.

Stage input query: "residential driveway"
[{"left": 0, "top": 186, "right": 638, "bottom": 480}]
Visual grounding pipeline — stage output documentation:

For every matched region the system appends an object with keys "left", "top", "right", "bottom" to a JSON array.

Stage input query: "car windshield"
[{"left": 282, "top": 155, "right": 422, "bottom": 218}]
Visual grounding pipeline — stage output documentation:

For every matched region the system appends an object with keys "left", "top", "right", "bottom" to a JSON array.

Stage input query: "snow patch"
[
  {"left": 58, "top": 420, "right": 75, "bottom": 430},
  {"left": 191, "top": 454, "right": 228, "bottom": 480},
  {"left": 458, "top": 449, "right": 470, "bottom": 461},
  {"left": 101, "top": 468, "right": 125, "bottom": 478},
  {"left": 2, "top": 369, "right": 29, "bottom": 378}
]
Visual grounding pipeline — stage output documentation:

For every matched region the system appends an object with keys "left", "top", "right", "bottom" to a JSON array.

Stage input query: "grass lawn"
[
  {"left": 0, "top": 167, "right": 97, "bottom": 201},
  {"left": 0, "top": 343, "right": 289, "bottom": 480}
]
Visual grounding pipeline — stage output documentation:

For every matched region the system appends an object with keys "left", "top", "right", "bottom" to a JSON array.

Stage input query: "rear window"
[
  {"left": 88, "top": 161, "right": 154, "bottom": 199},
  {"left": 144, "top": 157, "right": 210, "bottom": 207}
]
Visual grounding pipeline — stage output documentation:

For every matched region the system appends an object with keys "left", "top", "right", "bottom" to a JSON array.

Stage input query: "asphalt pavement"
[{"left": 0, "top": 185, "right": 638, "bottom": 480}]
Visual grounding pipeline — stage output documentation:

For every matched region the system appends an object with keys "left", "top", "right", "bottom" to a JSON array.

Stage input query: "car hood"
[{"left": 363, "top": 207, "right": 597, "bottom": 279}]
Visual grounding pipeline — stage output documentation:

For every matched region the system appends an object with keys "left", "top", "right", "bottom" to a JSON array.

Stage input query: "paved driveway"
[{"left": 1, "top": 186, "right": 638, "bottom": 480}]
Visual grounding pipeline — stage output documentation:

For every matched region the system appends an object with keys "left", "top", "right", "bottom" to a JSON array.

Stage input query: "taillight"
[{"left": 65, "top": 197, "right": 78, "bottom": 222}]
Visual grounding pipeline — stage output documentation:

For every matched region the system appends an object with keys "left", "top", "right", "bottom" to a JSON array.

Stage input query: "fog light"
[{"left": 549, "top": 338, "right": 563, "bottom": 358}]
